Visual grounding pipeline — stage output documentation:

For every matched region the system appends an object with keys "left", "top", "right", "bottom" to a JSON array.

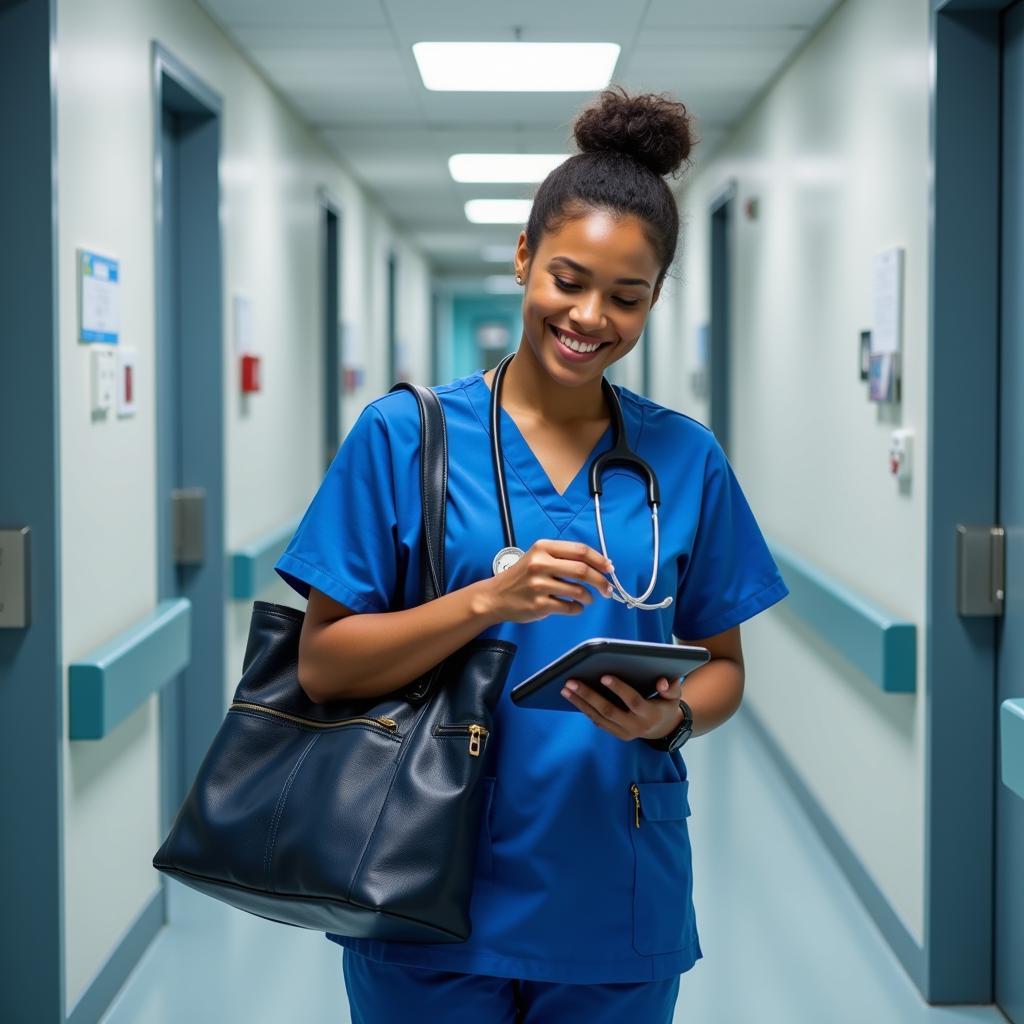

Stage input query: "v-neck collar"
[{"left": 466, "top": 369, "right": 616, "bottom": 528}]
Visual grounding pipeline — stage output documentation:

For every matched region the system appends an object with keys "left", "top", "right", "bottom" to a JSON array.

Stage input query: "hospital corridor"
[{"left": 2, "top": 0, "right": 1023, "bottom": 1022}]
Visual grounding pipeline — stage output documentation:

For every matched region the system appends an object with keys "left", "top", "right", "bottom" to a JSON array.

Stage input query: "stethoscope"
[{"left": 488, "top": 352, "right": 672, "bottom": 611}]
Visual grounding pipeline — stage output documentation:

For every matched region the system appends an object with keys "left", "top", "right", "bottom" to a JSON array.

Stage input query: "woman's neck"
[{"left": 496, "top": 342, "right": 609, "bottom": 426}]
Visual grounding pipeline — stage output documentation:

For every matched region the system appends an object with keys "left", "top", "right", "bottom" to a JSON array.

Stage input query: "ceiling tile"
[
  {"left": 643, "top": 0, "right": 838, "bottom": 29},
  {"left": 200, "top": 0, "right": 389, "bottom": 28}
]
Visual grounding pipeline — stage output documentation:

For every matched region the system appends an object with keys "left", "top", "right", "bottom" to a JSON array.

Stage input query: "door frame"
[
  {"left": 386, "top": 248, "right": 398, "bottom": 385},
  {"left": 151, "top": 43, "right": 225, "bottom": 836},
  {"left": 925, "top": 0, "right": 1014, "bottom": 1003},
  {"left": 709, "top": 180, "right": 737, "bottom": 457},
  {"left": 319, "top": 189, "right": 342, "bottom": 469},
  {"left": 0, "top": 1, "right": 64, "bottom": 1019}
]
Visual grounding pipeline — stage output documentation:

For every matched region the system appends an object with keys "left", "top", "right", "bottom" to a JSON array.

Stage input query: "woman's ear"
[{"left": 514, "top": 230, "right": 531, "bottom": 282}]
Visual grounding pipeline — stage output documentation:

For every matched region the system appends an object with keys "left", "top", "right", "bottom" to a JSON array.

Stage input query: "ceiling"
[{"left": 198, "top": 0, "right": 841, "bottom": 283}]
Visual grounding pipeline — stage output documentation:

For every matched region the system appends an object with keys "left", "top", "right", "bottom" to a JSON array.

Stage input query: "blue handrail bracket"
[
  {"left": 769, "top": 541, "right": 917, "bottom": 694},
  {"left": 231, "top": 517, "right": 301, "bottom": 599},
  {"left": 1001, "top": 700, "right": 1024, "bottom": 801},
  {"left": 68, "top": 598, "right": 191, "bottom": 740}
]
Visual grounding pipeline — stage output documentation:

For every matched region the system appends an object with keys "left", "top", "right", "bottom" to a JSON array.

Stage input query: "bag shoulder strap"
[{"left": 387, "top": 381, "right": 447, "bottom": 604}]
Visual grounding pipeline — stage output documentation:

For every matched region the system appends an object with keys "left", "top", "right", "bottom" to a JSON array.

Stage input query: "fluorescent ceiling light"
[
  {"left": 413, "top": 42, "right": 620, "bottom": 92},
  {"left": 484, "top": 276, "right": 523, "bottom": 294},
  {"left": 465, "top": 199, "right": 533, "bottom": 224},
  {"left": 450, "top": 154, "right": 569, "bottom": 183},
  {"left": 481, "top": 245, "right": 516, "bottom": 262}
]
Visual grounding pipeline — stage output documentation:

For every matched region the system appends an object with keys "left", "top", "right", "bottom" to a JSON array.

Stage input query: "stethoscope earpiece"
[{"left": 488, "top": 353, "right": 668, "bottom": 611}]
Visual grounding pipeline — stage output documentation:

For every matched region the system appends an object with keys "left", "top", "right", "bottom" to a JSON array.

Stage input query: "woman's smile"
[{"left": 549, "top": 323, "right": 614, "bottom": 362}]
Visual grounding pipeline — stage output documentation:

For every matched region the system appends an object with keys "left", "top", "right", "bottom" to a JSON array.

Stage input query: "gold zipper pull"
[
  {"left": 376, "top": 716, "right": 398, "bottom": 731},
  {"left": 630, "top": 783, "right": 641, "bottom": 829},
  {"left": 468, "top": 724, "right": 483, "bottom": 757}
]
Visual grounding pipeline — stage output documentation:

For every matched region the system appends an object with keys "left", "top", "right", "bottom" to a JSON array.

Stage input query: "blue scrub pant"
[{"left": 342, "top": 949, "right": 681, "bottom": 1024}]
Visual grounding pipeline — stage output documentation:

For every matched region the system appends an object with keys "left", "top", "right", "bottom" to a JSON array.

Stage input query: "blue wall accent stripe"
[
  {"left": 66, "top": 886, "right": 165, "bottom": 1024},
  {"left": 742, "top": 703, "right": 926, "bottom": 990},
  {"left": 769, "top": 540, "right": 917, "bottom": 693},
  {"left": 68, "top": 598, "right": 191, "bottom": 740},
  {"left": 231, "top": 517, "right": 301, "bottom": 599},
  {"left": 1002, "top": 700, "right": 1024, "bottom": 801}
]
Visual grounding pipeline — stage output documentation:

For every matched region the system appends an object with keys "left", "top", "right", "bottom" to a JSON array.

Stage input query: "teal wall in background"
[{"left": 447, "top": 294, "right": 523, "bottom": 381}]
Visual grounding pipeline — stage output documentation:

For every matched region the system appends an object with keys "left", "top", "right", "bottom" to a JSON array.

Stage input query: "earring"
[{"left": 515, "top": 274, "right": 523, "bottom": 285}]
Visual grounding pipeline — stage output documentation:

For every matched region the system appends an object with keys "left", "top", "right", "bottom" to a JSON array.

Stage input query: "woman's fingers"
[
  {"left": 562, "top": 676, "right": 684, "bottom": 740},
  {"left": 654, "top": 676, "right": 683, "bottom": 700},
  {"left": 561, "top": 680, "right": 626, "bottom": 734}
]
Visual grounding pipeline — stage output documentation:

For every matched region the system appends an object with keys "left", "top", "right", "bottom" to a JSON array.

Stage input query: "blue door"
[{"left": 997, "top": 4, "right": 1024, "bottom": 1020}]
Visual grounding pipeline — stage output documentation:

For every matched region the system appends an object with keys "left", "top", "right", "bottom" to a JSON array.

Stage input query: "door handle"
[
  {"left": 171, "top": 488, "right": 205, "bottom": 565},
  {"left": 956, "top": 524, "right": 1005, "bottom": 617}
]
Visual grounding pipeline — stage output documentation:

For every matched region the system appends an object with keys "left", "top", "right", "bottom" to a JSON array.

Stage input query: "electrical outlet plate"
[{"left": 91, "top": 346, "right": 116, "bottom": 413}]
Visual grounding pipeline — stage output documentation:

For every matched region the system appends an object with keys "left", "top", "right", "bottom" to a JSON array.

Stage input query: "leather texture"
[{"left": 153, "top": 382, "right": 516, "bottom": 942}]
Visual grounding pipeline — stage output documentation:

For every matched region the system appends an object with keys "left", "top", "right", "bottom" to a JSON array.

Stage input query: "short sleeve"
[
  {"left": 275, "top": 404, "right": 400, "bottom": 614},
  {"left": 673, "top": 440, "right": 789, "bottom": 641}
]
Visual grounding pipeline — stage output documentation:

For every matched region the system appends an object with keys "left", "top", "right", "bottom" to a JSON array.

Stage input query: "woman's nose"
[{"left": 571, "top": 292, "right": 606, "bottom": 331}]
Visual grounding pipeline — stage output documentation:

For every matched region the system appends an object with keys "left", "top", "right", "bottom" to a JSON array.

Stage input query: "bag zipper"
[
  {"left": 229, "top": 701, "right": 398, "bottom": 734},
  {"left": 630, "top": 782, "right": 642, "bottom": 829},
  {"left": 435, "top": 723, "right": 489, "bottom": 757}
]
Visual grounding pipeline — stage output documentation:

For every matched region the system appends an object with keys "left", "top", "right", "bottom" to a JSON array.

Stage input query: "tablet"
[{"left": 510, "top": 638, "right": 711, "bottom": 713}]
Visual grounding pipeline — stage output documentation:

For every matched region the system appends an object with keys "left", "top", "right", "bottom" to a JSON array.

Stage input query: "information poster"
[{"left": 78, "top": 249, "right": 120, "bottom": 344}]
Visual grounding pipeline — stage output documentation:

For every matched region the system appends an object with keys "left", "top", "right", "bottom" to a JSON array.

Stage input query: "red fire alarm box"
[{"left": 241, "top": 354, "right": 261, "bottom": 394}]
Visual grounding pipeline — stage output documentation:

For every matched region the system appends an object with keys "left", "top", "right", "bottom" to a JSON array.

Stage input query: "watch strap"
[{"left": 644, "top": 698, "right": 693, "bottom": 752}]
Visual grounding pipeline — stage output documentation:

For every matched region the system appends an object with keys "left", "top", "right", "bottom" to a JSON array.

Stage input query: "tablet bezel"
[{"left": 509, "top": 637, "right": 711, "bottom": 713}]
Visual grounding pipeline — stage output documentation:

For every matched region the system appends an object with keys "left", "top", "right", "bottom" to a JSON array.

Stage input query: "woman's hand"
[
  {"left": 477, "top": 540, "right": 615, "bottom": 625},
  {"left": 560, "top": 674, "right": 684, "bottom": 741}
]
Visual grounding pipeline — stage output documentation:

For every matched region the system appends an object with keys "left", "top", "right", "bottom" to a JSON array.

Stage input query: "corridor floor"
[{"left": 100, "top": 711, "right": 1006, "bottom": 1023}]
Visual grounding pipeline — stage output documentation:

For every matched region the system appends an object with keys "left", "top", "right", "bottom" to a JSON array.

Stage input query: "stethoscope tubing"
[{"left": 488, "top": 353, "right": 672, "bottom": 611}]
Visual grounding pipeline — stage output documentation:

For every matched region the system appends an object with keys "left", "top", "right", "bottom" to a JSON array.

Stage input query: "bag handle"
[
  {"left": 388, "top": 381, "right": 446, "bottom": 602},
  {"left": 387, "top": 381, "right": 449, "bottom": 703}
]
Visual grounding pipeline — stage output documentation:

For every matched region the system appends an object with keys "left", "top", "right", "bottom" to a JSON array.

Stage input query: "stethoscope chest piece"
[{"left": 492, "top": 545, "right": 525, "bottom": 575}]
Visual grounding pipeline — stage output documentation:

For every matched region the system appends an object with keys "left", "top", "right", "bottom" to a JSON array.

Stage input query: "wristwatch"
[{"left": 644, "top": 698, "right": 693, "bottom": 753}]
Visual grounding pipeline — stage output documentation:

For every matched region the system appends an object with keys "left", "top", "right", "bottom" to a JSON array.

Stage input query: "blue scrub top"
[{"left": 275, "top": 369, "right": 789, "bottom": 984}]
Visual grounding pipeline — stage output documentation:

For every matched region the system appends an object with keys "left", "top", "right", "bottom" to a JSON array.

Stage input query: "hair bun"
[{"left": 572, "top": 86, "right": 695, "bottom": 177}]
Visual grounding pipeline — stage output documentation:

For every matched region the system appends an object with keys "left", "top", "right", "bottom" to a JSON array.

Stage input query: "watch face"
[{"left": 667, "top": 726, "right": 692, "bottom": 752}]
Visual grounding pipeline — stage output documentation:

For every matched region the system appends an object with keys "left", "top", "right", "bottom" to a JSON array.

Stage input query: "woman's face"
[{"left": 514, "top": 209, "right": 663, "bottom": 389}]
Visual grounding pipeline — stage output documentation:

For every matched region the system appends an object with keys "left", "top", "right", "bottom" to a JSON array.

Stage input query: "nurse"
[{"left": 276, "top": 86, "right": 789, "bottom": 1024}]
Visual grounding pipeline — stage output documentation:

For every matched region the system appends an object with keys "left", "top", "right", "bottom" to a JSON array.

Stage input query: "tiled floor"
[{"left": 100, "top": 712, "right": 1007, "bottom": 1023}]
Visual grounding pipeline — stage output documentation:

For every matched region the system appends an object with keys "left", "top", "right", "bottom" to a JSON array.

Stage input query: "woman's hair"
[{"left": 524, "top": 86, "right": 697, "bottom": 287}]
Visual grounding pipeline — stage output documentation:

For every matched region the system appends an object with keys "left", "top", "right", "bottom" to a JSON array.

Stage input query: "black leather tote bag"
[{"left": 153, "top": 381, "right": 516, "bottom": 943}]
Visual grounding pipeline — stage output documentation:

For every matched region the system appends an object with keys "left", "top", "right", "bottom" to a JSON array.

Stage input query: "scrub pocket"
[
  {"left": 475, "top": 776, "right": 497, "bottom": 879},
  {"left": 628, "top": 779, "right": 693, "bottom": 956}
]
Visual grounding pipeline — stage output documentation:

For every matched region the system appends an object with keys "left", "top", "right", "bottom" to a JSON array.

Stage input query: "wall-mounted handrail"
[
  {"left": 231, "top": 517, "right": 301, "bottom": 599},
  {"left": 1001, "top": 700, "right": 1024, "bottom": 801},
  {"left": 769, "top": 540, "right": 916, "bottom": 693},
  {"left": 68, "top": 598, "right": 191, "bottom": 740}
]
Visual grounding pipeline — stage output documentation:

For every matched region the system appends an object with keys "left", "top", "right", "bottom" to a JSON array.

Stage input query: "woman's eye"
[{"left": 553, "top": 277, "right": 640, "bottom": 308}]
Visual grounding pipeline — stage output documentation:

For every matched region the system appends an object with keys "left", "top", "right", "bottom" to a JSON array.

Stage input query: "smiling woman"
[{"left": 278, "top": 84, "right": 788, "bottom": 1024}]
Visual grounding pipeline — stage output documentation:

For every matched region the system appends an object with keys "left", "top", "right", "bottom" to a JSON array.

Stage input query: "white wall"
[
  {"left": 56, "top": 0, "right": 432, "bottom": 1009},
  {"left": 673, "top": 0, "right": 930, "bottom": 940}
]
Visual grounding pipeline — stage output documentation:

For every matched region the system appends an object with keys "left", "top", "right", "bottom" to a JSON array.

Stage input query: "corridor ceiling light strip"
[
  {"left": 449, "top": 154, "right": 570, "bottom": 183},
  {"left": 465, "top": 199, "right": 533, "bottom": 224},
  {"left": 413, "top": 42, "right": 620, "bottom": 91}
]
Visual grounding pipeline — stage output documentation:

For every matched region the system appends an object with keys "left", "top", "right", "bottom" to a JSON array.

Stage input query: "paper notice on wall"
[
  {"left": 78, "top": 249, "right": 120, "bottom": 344},
  {"left": 233, "top": 295, "right": 255, "bottom": 355},
  {"left": 341, "top": 321, "right": 365, "bottom": 393},
  {"left": 871, "top": 247, "right": 904, "bottom": 355}
]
